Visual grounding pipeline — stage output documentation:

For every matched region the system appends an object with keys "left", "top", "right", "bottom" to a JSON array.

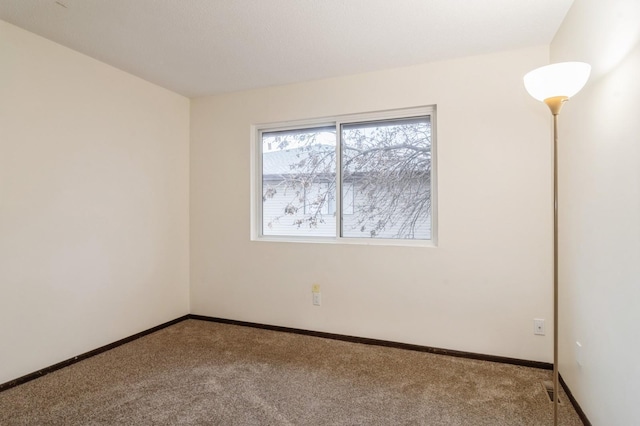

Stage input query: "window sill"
[{"left": 251, "top": 235, "right": 437, "bottom": 248}]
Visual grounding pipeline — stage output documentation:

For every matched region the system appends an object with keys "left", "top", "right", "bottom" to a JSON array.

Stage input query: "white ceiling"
[{"left": 0, "top": 0, "right": 573, "bottom": 98}]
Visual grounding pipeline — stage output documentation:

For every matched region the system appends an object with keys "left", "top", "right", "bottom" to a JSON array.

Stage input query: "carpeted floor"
[{"left": 0, "top": 319, "right": 583, "bottom": 425}]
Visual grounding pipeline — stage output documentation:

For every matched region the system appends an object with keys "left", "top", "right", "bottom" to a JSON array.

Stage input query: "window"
[{"left": 254, "top": 106, "right": 436, "bottom": 244}]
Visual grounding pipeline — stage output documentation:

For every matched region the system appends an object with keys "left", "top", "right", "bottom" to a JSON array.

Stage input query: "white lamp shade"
[{"left": 524, "top": 62, "right": 591, "bottom": 101}]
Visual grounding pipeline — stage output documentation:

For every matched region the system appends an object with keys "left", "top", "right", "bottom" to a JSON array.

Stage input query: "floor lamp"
[{"left": 523, "top": 62, "right": 591, "bottom": 425}]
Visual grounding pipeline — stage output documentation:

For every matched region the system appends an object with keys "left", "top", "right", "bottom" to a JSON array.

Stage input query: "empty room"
[{"left": 0, "top": 0, "right": 637, "bottom": 424}]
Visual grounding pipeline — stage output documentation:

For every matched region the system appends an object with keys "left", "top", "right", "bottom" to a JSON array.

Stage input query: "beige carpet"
[{"left": 0, "top": 319, "right": 583, "bottom": 425}]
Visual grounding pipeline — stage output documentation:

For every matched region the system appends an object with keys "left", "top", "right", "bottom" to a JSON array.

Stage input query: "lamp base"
[{"left": 544, "top": 96, "right": 568, "bottom": 115}]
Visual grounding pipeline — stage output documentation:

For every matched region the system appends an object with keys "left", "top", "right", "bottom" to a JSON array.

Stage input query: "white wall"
[
  {"left": 0, "top": 21, "right": 190, "bottom": 385},
  {"left": 191, "top": 46, "right": 555, "bottom": 362},
  {"left": 551, "top": 0, "right": 640, "bottom": 424}
]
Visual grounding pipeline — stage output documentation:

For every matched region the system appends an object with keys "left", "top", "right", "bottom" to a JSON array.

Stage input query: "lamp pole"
[
  {"left": 544, "top": 95, "right": 566, "bottom": 425},
  {"left": 550, "top": 101, "right": 563, "bottom": 426}
]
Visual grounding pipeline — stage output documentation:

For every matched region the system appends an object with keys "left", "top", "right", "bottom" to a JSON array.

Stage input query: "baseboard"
[
  {"left": 188, "top": 314, "right": 553, "bottom": 370},
  {"left": 0, "top": 315, "right": 190, "bottom": 393},
  {"left": 559, "top": 374, "right": 592, "bottom": 426}
]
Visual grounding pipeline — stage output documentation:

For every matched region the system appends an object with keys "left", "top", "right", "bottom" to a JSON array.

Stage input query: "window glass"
[
  {"left": 341, "top": 117, "right": 432, "bottom": 239},
  {"left": 261, "top": 127, "right": 336, "bottom": 237}
]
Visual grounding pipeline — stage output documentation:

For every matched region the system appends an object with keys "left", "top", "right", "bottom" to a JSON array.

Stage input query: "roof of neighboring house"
[
  {"left": 262, "top": 145, "right": 335, "bottom": 176},
  {"left": 263, "top": 144, "right": 431, "bottom": 183}
]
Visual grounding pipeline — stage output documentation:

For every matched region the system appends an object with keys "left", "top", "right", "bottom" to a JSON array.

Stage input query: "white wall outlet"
[{"left": 534, "top": 319, "right": 545, "bottom": 335}]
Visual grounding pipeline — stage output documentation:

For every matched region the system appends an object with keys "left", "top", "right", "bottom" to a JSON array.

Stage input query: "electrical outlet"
[
  {"left": 534, "top": 319, "right": 545, "bottom": 335},
  {"left": 312, "top": 284, "right": 321, "bottom": 293}
]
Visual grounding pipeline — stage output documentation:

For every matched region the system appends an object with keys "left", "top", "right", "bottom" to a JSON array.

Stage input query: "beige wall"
[
  {"left": 191, "top": 46, "right": 555, "bottom": 361},
  {"left": 551, "top": 0, "right": 640, "bottom": 423},
  {"left": 0, "top": 21, "right": 190, "bottom": 384}
]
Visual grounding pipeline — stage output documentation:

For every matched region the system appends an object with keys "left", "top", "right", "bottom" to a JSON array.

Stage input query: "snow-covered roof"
[{"left": 262, "top": 145, "right": 334, "bottom": 176}]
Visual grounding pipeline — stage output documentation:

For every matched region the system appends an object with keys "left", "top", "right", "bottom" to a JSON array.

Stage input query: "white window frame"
[{"left": 250, "top": 106, "right": 437, "bottom": 247}]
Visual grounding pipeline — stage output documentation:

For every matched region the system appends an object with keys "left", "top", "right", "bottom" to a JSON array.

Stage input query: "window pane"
[
  {"left": 262, "top": 127, "right": 336, "bottom": 237},
  {"left": 341, "top": 117, "right": 432, "bottom": 239}
]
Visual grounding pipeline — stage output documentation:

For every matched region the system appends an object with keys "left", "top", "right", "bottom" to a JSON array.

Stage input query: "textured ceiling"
[{"left": 0, "top": 0, "right": 573, "bottom": 98}]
